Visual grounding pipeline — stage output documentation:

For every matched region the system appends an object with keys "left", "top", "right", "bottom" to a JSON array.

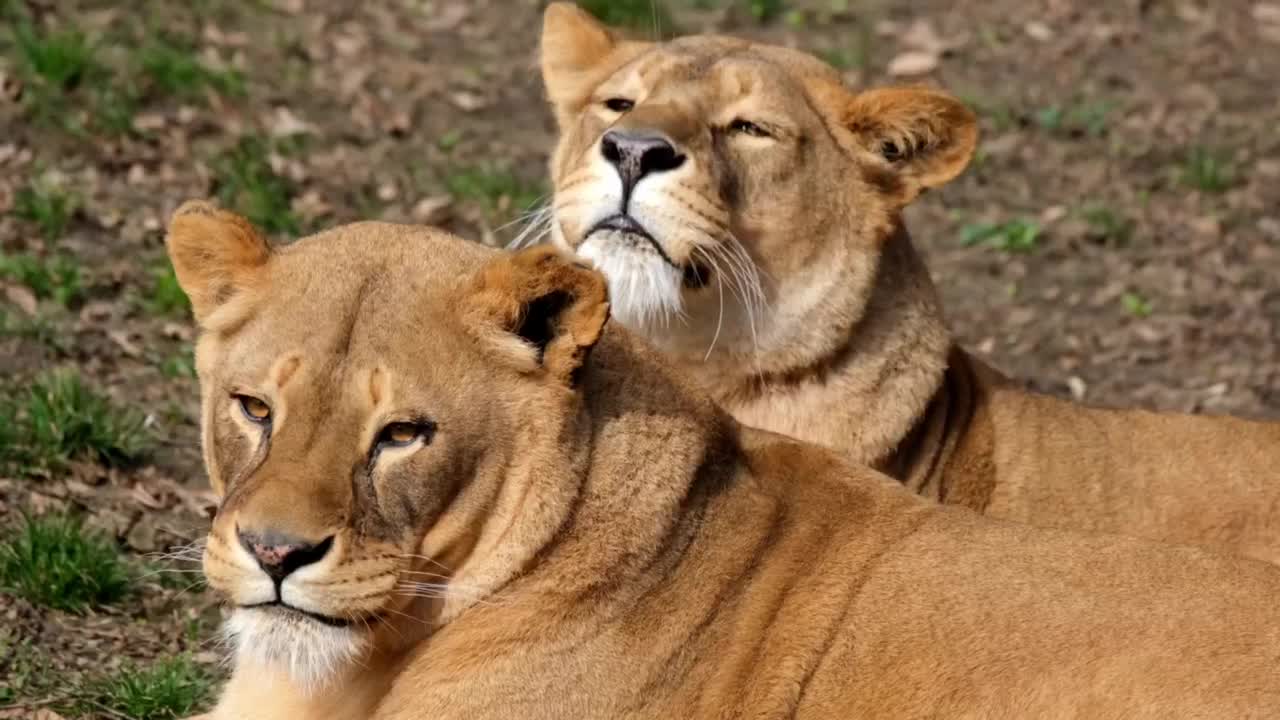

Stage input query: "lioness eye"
[
  {"left": 729, "top": 119, "right": 770, "bottom": 138},
  {"left": 376, "top": 421, "right": 434, "bottom": 449},
  {"left": 604, "top": 97, "right": 634, "bottom": 112},
  {"left": 234, "top": 395, "right": 272, "bottom": 424}
]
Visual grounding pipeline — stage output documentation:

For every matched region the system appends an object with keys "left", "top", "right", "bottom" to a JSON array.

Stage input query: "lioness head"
[
  {"left": 538, "top": 2, "right": 976, "bottom": 366},
  {"left": 167, "top": 203, "right": 611, "bottom": 690}
]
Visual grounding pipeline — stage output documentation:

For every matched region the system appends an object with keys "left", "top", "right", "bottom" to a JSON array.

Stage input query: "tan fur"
[
  {"left": 538, "top": 3, "right": 1280, "bottom": 564},
  {"left": 171, "top": 211, "right": 1280, "bottom": 719}
]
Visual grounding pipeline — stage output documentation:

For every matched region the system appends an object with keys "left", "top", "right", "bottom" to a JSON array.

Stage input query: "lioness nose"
[
  {"left": 601, "top": 130, "right": 686, "bottom": 193},
  {"left": 237, "top": 529, "right": 335, "bottom": 582}
]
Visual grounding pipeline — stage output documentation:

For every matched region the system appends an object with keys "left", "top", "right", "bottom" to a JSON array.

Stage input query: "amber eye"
[
  {"left": 604, "top": 97, "right": 634, "bottom": 112},
  {"left": 729, "top": 119, "right": 770, "bottom": 138},
  {"left": 376, "top": 421, "right": 435, "bottom": 449},
  {"left": 234, "top": 395, "right": 272, "bottom": 424}
]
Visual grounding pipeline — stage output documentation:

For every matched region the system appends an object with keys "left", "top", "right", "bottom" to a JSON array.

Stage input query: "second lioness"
[{"left": 537, "top": 2, "right": 1280, "bottom": 563}]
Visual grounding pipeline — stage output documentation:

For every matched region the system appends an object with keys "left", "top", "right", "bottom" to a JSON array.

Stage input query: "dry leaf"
[
  {"left": 449, "top": 90, "right": 488, "bottom": 112},
  {"left": 412, "top": 195, "right": 453, "bottom": 224},
  {"left": 292, "top": 189, "right": 333, "bottom": 223},
  {"left": 1024, "top": 21, "right": 1054, "bottom": 41},
  {"left": 426, "top": 2, "right": 471, "bottom": 31},
  {"left": 271, "top": 106, "right": 317, "bottom": 138},
  {"left": 1252, "top": 3, "right": 1280, "bottom": 23},
  {"left": 162, "top": 321, "right": 194, "bottom": 341},
  {"left": 4, "top": 284, "right": 38, "bottom": 316},
  {"left": 376, "top": 181, "right": 399, "bottom": 202},
  {"left": 108, "top": 329, "right": 144, "bottom": 358},
  {"left": 1041, "top": 205, "right": 1068, "bottom": 224},
  {"left": 132, "top": 483, "right": 167, "bottom": 510},
  {"left": 1066, "top": 376, "right": 1087, "bottom": 401},
  {"left": 887, "top": 51, "right": 939, "bottom": 77}
]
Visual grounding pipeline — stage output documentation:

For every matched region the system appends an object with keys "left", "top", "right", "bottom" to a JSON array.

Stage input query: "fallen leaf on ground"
[
  {"left": 413, "top": 195, "right": 453, "bottom": 224},
  {"left": 887, "top": 51, "right": 939, "bottom": 76},
  {"left": 4, "top": 285, "right": 38, "bottom": 316}
]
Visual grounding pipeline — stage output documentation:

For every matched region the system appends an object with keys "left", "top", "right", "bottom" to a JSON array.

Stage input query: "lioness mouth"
[
  {"left": 588, "top": 214, "right": 713, "bottom": 289},
  {"left": 242, "top": 600, "right": 356, "bottom": 628}
]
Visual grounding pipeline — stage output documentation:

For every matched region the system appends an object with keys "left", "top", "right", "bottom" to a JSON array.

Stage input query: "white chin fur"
[
  {"left": 577, "top": 233, "right": 683, "bottom": 333},
  {"left": 225, "top": 608, "right": 366, "bottom": 694}
]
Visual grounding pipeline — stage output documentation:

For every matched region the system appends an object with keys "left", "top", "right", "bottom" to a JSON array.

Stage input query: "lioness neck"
[{"left": 687, "top": 223, "right": 953, "bottom": 472}]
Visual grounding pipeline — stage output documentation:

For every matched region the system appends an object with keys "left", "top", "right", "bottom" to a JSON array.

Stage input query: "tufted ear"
[
  {"left": 813, "top": 83, "right": 978, "bottom": 205},
  {"left": 165, "top": 200, "right": 271, "bottom": 325},
  {"left": 541, "top": 2, "right": 650, "bottom": 126},
  {"left": 465, "top": 246, "right": 610, "bottom": 387}
]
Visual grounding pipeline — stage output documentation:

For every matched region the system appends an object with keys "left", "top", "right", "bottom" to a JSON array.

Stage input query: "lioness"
[
  {"left": 536, "top": 3, "right": 1280, "bottom": 563},
  {"left": 170, "top": 204, "right": 1280, "bottom": 720}
]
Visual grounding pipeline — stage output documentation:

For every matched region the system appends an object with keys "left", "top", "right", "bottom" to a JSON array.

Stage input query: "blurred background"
[{"left": 0, "top": 0, "right": 1277, "bottom": 716}]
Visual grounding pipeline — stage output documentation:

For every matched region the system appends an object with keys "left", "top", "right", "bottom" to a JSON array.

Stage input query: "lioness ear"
[
  {"left": 541, "top": 3, "right": 620, "bottom": 112},
  {"left": 466, "top": 246, "right": 610, "bottom": 387},
  {"left": 165, "top": 200, "right": 271, "bottom": 324},
  {"left": 823, "top": 85, "right": 978, "bottom": 205}
]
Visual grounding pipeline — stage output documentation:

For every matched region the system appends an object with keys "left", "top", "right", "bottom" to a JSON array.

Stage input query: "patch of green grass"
[
  {"left": 159, "top": 346, "right": 197, "bottom": 379},
  {"left": 749, "top": 0, "right": 786, "bottom": 23},
  {"left": 212, "top": 136, "right": 300, "bottom": 236},
  {"left": 0, "top": 252, "right": 84, "bottom": 306},
  {"left": 139, "top": 37, "right": 244, "bottom": 100},
  {"left": 818, "top": 26, "right": 871, "bottom": 70},
  {"left": 90, "top": 81, "right": 141, "bottom": 135},
  {"left": 437, "top": 128, "right": 463, "bottom": 152},
  {"left": 578, "top": 0, "right": 675, "bottom": 32},
  {"left": 0, "top": 309, "right": 66, "bottom": 352},
  {"left": 11, "top": 18, "right": 100, "bottom": 92},
  {"left": 960, "top": 95, "right": 1017, "bottom": 134},
  {"left": 142, "top": 261, "right": 192, "bottom": 317},
  {"left": 12, "top": 180, "right": 79, "bottom": 240},
  {"left": 960, "top": 218, "right": 1042, "bottom": 253},
  {"left": 0, "top": 630, "right": 59, "bottom": 706},
  {"left": 1080, "top": 204, "right": 1135, "bottom": 245},
  {"left": 1034, "top": 100, "right": 1113, "bottom": 138},
  {"left": 1121, "top": 291, "right": 1153, "bottom": 318},
  {"left": 1180, "top": 146, "right": 1234, "bottom": 193},
  {"left": 0, "top": 370, "right": 151, "bottom": 477},
  {"left": 445, "top": 164, "right": 546, "bottom": 219},
  {"left": 0, "top": 512, "right": 131, "bottom": 612},
  {"left": 80, "top": 655, "right": 215, "bottom": 720}
]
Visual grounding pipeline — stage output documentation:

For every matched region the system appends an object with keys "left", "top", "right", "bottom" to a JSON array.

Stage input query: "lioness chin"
[
  {"left": 170, "top": 206, "right": 1280, "bottom": 720},
  {"left": 536, "top": 2, "right": 1280, "bottom": 564}
]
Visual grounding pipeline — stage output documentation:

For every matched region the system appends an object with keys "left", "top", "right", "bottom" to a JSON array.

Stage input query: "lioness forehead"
[
  {"left": 608, "top": 37, "right": 838, "bottom": 113},
  {"left": 213, "top": 223, "right": 493, "bottom": 380}
]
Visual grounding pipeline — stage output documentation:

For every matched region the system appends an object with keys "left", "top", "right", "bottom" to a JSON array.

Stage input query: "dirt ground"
[{"left": 1, "top": 0, "right": 1277, "bottom": 716}]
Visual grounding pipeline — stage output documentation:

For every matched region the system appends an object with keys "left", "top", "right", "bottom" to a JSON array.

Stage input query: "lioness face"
[
  {"left": 166, "top": 205, "right": 610, "bottom": 691},
  {"left": 539, "top": 3, "right": 976, "bottom": 361}
]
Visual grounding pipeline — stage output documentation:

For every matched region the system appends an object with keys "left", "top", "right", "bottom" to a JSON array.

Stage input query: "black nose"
[
  {"left": 600, "top": 130, "right": 686, "bottom": 195},
  {"left": 237, "top": 528, "right": 335, "bottom": 583}
]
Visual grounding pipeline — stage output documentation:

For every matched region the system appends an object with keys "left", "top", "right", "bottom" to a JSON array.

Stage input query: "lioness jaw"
[
  {"left": 538, "top": 1, "right": 1280, "bottom": 566},
  {"left": 172, "top": 205, "right": 1280, "bottom": 719}
]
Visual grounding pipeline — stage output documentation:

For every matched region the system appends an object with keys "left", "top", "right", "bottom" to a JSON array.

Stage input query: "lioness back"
[{"left": 535, "top": 2, "right": 1280, "bottom": 564}]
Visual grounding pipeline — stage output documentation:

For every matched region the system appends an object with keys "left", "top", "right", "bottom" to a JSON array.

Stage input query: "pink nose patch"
[{"left": 252, "top": 543, "right": 298, "bottom": 566}]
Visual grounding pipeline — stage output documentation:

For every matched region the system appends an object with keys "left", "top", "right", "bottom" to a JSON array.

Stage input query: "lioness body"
[
  {"left": 170, "top": 211, "right": 1280, "bottom": 720},
  {"left": 538, "top": 3, "right": 1280, "bottom": 563}
]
